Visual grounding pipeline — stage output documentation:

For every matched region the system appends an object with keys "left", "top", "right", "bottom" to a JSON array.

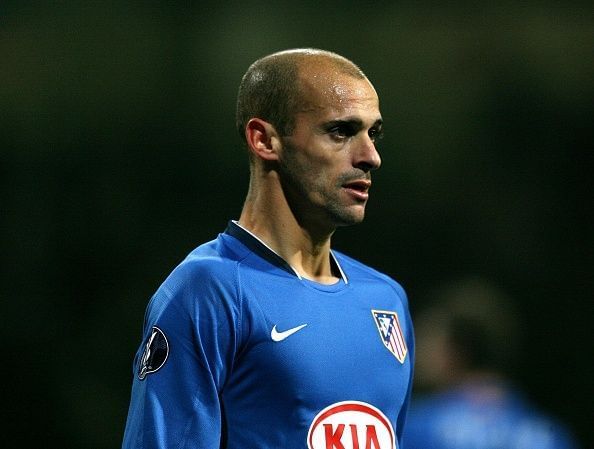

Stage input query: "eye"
[
  {"left": 369, "top": 127, "right": 384, "bottom": 143},
  {"left": 327, "top": 123, "right": 356, "bottom": 141}
]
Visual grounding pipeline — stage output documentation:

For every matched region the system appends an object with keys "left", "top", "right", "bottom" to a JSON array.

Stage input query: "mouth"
[{"left": 342, "top": 179, "right": 372, "bottom": 201}]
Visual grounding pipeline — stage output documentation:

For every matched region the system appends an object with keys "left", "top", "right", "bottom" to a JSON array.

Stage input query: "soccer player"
[
  {"left": 122, "top": 48, "right": 414, "bottom": 449},
  {"left": 404, "top": 277, "right": 580, "bottom": 449}
]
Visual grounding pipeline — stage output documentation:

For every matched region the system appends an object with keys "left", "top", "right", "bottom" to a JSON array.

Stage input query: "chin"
[
  {"left": 333, "top": 211, "right": 366, "bottom": 227},
  {"left": 323, "top": 201, "right": 367, "bottom": 227}
]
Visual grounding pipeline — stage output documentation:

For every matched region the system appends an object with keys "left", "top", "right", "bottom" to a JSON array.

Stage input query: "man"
[
  {"left": 122, "top": 48, "right": 414, "bottom": 449},
  {"left": 404, "top": 277, "right": 579, "bottom": 449}
]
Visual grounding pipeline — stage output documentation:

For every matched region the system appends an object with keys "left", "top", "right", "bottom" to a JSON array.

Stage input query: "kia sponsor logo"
[{"left": 307, "top": 401, "right": 396, "bottom": 449}]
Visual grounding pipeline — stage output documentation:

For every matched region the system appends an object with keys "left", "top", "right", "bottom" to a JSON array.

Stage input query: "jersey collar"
[{"left": 225, "top": 220, "right": 348, "bottom": 284}]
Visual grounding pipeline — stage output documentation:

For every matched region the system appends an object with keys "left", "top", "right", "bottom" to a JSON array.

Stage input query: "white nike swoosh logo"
[{"left": 271, "top": 324, "right": 308, "bottom": 342}]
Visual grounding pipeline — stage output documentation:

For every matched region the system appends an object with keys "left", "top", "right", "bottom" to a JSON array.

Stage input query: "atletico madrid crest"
[{"left": 372, "top": 310, "right": 408, "bottom": 364}]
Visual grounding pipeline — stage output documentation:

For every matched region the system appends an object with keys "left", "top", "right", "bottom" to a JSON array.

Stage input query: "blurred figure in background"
[{"left": 404, "top": 277, "right": 579, "bottom": 449}]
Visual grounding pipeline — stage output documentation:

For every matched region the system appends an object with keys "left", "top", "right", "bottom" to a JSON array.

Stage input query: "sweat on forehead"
[
  {"left": 296, "top": 72, "right": 378, "bottom": 115},
  {"left": 290, "top": 52, "right": 373, "bottom": 111}
]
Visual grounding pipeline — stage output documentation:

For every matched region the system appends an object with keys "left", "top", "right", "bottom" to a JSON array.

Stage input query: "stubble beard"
[
  {"left": 279, "top": 161, "right": 367, "bottom": 230},
  {"left": 278, "top": 137, "right": 369, "bottom": 229}
]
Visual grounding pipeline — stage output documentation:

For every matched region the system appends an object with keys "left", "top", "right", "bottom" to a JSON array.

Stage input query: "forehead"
[{"left": 297, "top": 65, "right": 380, "bottom": 120}]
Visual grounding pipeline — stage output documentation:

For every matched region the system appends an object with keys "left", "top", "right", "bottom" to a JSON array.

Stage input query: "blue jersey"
[
  {"left": 122, "top": 221, "right": 414, "bottom": 449},
  {"left": 404, "top": 382, "right": 579, "bottom": 449}
]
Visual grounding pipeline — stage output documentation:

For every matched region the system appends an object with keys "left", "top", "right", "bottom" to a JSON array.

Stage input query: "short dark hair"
[{"left": 235, "top": 49, "right": 366, "bottom": 141}]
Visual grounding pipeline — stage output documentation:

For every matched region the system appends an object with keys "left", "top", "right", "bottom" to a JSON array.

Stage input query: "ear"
[{"left": 245, "top": 118, "right": 281, "bottom": 162}]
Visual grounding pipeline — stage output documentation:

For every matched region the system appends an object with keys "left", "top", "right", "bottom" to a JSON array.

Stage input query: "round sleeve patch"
[{"left": 138, "top": 326, "right": 169, "bottom": 380}]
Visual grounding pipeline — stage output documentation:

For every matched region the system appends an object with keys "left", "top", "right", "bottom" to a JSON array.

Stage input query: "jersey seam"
[
  {"left": 219, "top": 251, "right": 249, "bottom": 391},
  {"left": 233, "top": 258, "right": 243, "bottom": 369}
]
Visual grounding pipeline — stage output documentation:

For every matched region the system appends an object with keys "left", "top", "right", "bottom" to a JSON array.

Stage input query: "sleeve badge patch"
[
  {"left": 138, "top": 326, "right": 169, "bottom": 380},
  {"left": 371, "top": 310, "right": 408, "bottom": 364}
]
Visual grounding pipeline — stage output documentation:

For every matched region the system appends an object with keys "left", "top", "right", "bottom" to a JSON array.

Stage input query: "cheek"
[
  {"left": 280, "top": 139, "right": 341, "bottom": 192},
  {"left": 307, "top": 163, "right": 338, "bottom": 195},
  {"left": 305, "top": 151, "right": 341, "bottom": 182},
  {"left": 280, "top": 151, "right": 325, "bottom": 196},
  {"left": 289, "top": 154, "right": 332, "bottom": 184}
]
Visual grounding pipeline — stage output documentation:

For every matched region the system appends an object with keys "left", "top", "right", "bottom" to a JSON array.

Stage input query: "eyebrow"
[{"left": 323, "top": 117, "right": 383, "bottom": 130}]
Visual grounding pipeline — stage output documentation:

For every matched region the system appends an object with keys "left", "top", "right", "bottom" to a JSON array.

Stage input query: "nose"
[{"left": 353, "top": 135, "right": 382, "bottom": 172}]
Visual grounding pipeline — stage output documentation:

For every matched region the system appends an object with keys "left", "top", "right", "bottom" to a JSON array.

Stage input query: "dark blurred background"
[{"left": 2, "top": 1, "right": 592, "bottom": 447}]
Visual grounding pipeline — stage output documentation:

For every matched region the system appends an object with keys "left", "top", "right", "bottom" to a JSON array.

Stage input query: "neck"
[{"left": 238, "top": 176, "right": 338, "bottom": 284}]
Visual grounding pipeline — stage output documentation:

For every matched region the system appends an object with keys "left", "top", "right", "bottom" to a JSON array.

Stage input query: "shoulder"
[
  {"left": 163, "top": 232, "right": 255, "bottom": 292},
  {"left": 147, "top": 235, "right": 251, "bottom": 318}
]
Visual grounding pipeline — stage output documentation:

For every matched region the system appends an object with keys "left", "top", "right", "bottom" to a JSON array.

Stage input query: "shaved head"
[{"left": 236, "top": 49, "right": 368, "bottom": 142}]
